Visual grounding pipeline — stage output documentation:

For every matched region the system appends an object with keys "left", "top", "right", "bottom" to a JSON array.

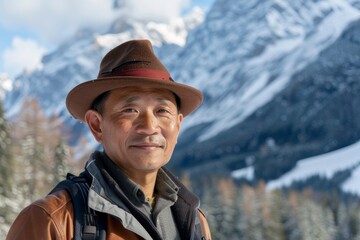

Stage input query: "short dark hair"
[
  {"left": 173, "top": 93, "right": 181, "bottom": 113},
  {"left": 90, "top": 90, "right": 181, "bottom": 115},
  {"left": 91, "top": 91, "right": 111, "bottom": 115}
]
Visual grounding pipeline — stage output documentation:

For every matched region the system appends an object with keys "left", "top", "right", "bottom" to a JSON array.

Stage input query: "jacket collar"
[
  {"left": 162, "top": 167, "right": 200, "bottom": 240},
  {"left": 85, "top": 151, "right": 201, "bottom": 240},
  {"left": 85, "top": 153, "right": 154, "bottom": 240}
]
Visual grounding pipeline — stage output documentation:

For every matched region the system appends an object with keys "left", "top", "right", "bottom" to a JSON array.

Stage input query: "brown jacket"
[
  {"left": 7, "top": 190, "right": 211, "bottom": 239},
  {"left": 7, "top": 152, "right": 211, "bottom": 240}
]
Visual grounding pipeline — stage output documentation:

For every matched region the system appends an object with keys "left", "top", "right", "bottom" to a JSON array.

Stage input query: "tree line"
[
  {"left": 188, "top": 176, "right": 360, "bottom": 240},
  {"left": 0, "top": 98, "right": 72, "bottom": 235}
]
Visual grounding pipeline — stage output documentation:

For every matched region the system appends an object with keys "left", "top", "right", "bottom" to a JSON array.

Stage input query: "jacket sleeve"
[
  {"left": 6, "top": 204, "right": 63, "bottom": 239},
  {"left": 6, "top": 191, "right": 74, "bottom": 240}
]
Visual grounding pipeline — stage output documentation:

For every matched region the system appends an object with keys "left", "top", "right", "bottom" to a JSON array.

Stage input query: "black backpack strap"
[{"left": 49, "top": 172, "right": 106, "bottom": 240}]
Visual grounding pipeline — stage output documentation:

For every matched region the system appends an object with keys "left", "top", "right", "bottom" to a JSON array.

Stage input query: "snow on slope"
[
  {"left": 231, "top": 166, "right": 254, "bottom": 181},
  {"left": 342, "top": 165, "right": 360, "bottom": 194},
  {"left": 179, "top": 0, "right": 360, "bottom": 142},
  {"left": 96, "top": 7, "right": 204, "bottom": 50},
  {"left": 266, "top": 141, "right": 360, "bottom": 194}
]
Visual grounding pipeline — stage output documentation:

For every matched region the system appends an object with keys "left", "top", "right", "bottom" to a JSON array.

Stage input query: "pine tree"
[
  {"left": 0, "top": 99, "right": 15, "bottom": 235},
  {"left": 197, "top": 176, "right": 221, "bottom": 239},
  {"left": 348, "top": 203, "right": 360, "bottom": 240},
  {"left": 12, "top": 98, "right": 49, "bottom": 201},
  {"left": 262, "top": 189, "right": 286, "bottom": 240},
  {"left": 283, "top": 190, "right": 302, "bottom": 240},
  {"left": 238, "top": 184, "right": 264, "bottom": 240},
  {"left": 335, "top": 200, "right": 360, "bottom": 240},
  {"left": 297, "top": 189, "right": 336, "bottom": 240},
  {"left": 0, "top": 99, "right": 13, "bottom": 195},
  {"left": 52, "top": 138, "right": 71, "bottom": 184},
  {"left": 10, "top": 98, "right": 72, "bottom": 204},
  {"left": 216, "top": 178, "right": 238, "bottom": 239}
]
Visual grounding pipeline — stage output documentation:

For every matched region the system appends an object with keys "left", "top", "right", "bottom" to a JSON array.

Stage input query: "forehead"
[{"left": 107, "top": 87, "right": 177, "bottom": 103}]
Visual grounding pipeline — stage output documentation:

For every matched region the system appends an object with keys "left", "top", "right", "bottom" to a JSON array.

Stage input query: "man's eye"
[
  {"left": 123, "top": 108, "right": 137, "bottom": 113},
  {"left": 157, "top": 108, "right": 171, "bottom": 114}
]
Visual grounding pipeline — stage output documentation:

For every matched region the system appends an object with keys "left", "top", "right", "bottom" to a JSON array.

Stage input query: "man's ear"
[
  {"left": 85, "top": 110, "right": 103, "bottom": 143},
  {"left": 177, "top": 113, "right": 183, "bottom": 129},
  {"left": 175, "top": 113, "right": 184, "bottom": 145},
  {"left": 178, "top": 113, "right": 183, "bottom": 123}
]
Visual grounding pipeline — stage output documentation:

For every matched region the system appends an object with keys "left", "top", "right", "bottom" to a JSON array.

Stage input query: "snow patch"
[
  {"left": 267, "top": 141, "right": 360, "bottom": 194},
  {"left": 231, "top": 166, "right": 254, "bottom": 181}
]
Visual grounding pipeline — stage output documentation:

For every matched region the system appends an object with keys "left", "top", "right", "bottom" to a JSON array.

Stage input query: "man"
[{"left": 7, "top": 40, "right": 211, "bottom": 239}]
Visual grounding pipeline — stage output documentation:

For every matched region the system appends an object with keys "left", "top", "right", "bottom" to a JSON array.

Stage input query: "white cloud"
[
  {"left": 0, "top": 0, "right": 192, "bottom": 77},
  {"left": 0, "top": 0, "right": 190, "bottom": 46},
  {"left": 0, "top": 73, "right": 13, "bottom": 91},
  {"left": 123, "top": 0, "right": 191, "bottom": 22},
  {"left": 0, "top": 0, "right": 119, "bottom": 45},
  {"left": 2, "top": 37, "right": 46, "bottom": 77}
]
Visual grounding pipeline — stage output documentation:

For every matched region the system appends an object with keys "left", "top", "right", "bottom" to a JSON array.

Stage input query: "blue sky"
[{"left": 0, "top": 0, "right": 214, "bottom": 81}]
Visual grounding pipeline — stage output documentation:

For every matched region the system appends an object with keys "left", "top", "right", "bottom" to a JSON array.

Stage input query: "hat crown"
[{"left": 98, "top": 40, "right": 170, "bottom": 79}]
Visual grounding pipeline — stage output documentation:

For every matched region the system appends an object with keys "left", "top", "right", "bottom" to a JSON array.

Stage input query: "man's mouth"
[{"left": 130, "top": 143, "right": 164, "bottom": 149}]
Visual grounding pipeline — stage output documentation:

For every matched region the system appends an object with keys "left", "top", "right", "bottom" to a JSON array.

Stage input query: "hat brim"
[{"left": 66, "top": 76, "right": 203, "bottom": 121}]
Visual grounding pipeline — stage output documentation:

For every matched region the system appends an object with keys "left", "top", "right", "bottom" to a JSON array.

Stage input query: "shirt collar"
[
  {"left": 100, "top": 151, "right": 143, "bottom": 204},
  {"left": 156, "top": 168, "right": 179, "bottom": 203}
]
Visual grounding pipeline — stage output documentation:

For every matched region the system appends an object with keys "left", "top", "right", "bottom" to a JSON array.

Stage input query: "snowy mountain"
[
  {"left": 4, "top": 0, "right": 360, "bottom": 193},
  {"left": 169, "top": 0, "right": 360, "bottom": 194},
  {"left": 169, "top": 0, "right": 360, "bottom": 166},
  {"left": 172, "top": 0, "right": 359, "bottom": 146}
]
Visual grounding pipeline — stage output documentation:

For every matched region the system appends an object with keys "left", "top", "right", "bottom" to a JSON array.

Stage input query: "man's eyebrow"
[
  {"left": 123, "top": 96, "right": 140, "bottom": 103},
  {"left": 123, "top": 96, "right": 174, "bottom": 104},
  {"left": 156, "top": 97, "right": 174, "bottom": 104}
]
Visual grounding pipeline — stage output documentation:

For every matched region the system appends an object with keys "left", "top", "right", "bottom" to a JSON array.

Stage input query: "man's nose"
[{"left": 136, "top": 111, "right": 159, "bottom": 135}]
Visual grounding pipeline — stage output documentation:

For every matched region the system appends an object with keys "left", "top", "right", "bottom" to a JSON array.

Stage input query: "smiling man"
[{"left": 7, "top": 40, "right": 211, "bottom": 240}]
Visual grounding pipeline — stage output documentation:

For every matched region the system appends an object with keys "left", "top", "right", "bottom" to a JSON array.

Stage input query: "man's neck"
[
  {"left": 99, "top": 151, "right": 159, "bottom": 198},
  {"left": 129, "top": 170, "right": 158, "bottom": 198}
]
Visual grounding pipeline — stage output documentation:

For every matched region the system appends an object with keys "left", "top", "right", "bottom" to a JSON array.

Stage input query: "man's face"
[{"left": 86, "top": 87, "right": 183, "bottom": 177}]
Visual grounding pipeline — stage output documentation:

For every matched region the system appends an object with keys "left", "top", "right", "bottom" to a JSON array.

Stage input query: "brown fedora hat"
[{"left": 66, "top": 39, "right": 203, "bottom": 121}]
